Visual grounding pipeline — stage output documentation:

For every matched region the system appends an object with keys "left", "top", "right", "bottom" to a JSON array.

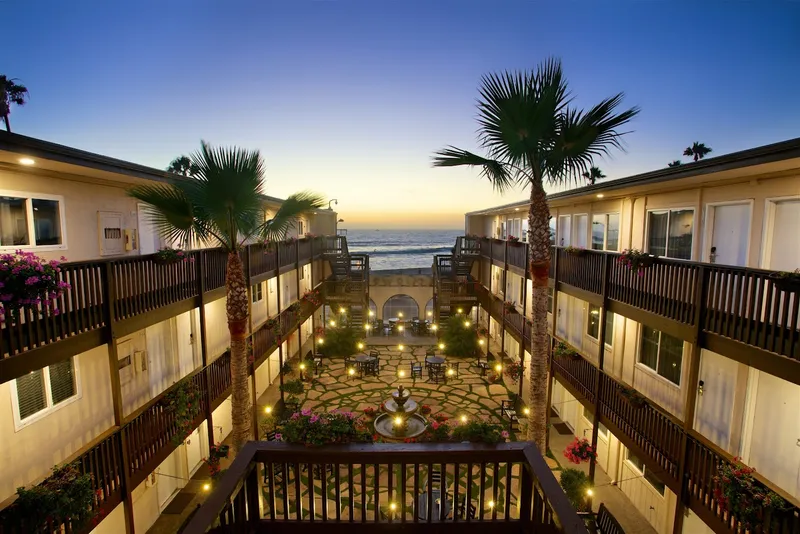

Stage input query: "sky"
[{"left": 2, "top": 1, "right": 799, "bottom": 229}]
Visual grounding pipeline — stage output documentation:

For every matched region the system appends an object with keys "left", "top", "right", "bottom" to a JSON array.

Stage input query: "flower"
[{"left": 501, "top": 430, "right": 509, "bottom": 439}]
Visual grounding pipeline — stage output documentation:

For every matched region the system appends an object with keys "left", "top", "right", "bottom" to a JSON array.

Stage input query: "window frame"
[
  {"left": 10, "top": 358, "right": 82, "bottom": 431},
  {"left": 591, "top": 212, "right": 620, "bottom": 252},
  {"left": 636, "top": 325, "right": 684, "bottom": 386},
  {"left": 645, "top": 207, "right": 696, "bottom": 260},
  {"left": 625, "top": 451, "right": 666, "bottom": 496},
  {"left": 251, "top": 282, "right": 264, "bottom": 303},
  {"left": 586, "top": 304, "right": 601, "bottom": 339},
  {"left": 0, "top": 189, "right": 68, "bottom": 251}
]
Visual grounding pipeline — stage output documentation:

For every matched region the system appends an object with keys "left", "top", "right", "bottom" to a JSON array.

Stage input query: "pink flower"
[{"left": 501, "top": 431, "right": 509, "bottom": 439}]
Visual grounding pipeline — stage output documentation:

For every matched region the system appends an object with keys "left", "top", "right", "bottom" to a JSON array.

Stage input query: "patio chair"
[
  {"left": 457, "top": 497, "right": 477, "bottom": 520},
  {"left": 501, "top": 399, "right": 519, "bottom": 431},
  {"left": 263, "top": 430, "right": 285, "bottom": 482},
  {"left": 410, "top": 362, "right": 423, "bottom": 379},
  {"left": 446, "top": 362, "right": 460, "bottom": 379},
  {"left": 427, "top": 363, "right": 445, "bottom": 384},
  {"left": 474, "top": 352, "right": 490, "bottom": 376},
  {"left": 425, "top": 348, "right": 436, "bottom": 359},
  {"left": 363, "top": 359, "right": 380, "bottom": 377},
  {"left": 369, "top": 350, "right": 380, "bottom": 359}
]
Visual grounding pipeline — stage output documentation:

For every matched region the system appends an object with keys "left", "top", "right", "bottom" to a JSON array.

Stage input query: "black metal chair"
[
  {"left": 425, "top": 348, "right": 436, "bottom": 359},
  {"left": 369, "top": 350, "right": 380, "bottom": 359},
  {"left": 263, "top": 430, "right": 285, "bottom": 482},
  {"left": 475, "top": 352, "right": 490, "bottom": 376},
  {"left": 501, "top": 399, "right": 519, "bottom": 431},
  {"left": 363, "top": 359, "right": 380, "bottom": 377},
  {"left": 457, "top": 498, "right": 477, "bottom": 520},
  {"left": 427, "top": 363, "right": 445, "bottom": 384},
  {"left": 410, "top": 362, "right": 423, "bottom": 379}
]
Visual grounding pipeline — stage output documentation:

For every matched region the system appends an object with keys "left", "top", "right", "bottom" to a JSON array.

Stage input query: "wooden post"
[
  {"left": 672, "top": 265, "right": 708, "bottom": 534},
  {"left": 500, "top": 240, "right": 508, "bottom": 356},
  {"left": 276, "top": 244, "right": 285, "bottom": 404},
  {"left": 197, "top": 251, "right": 214, "bottom": 453},
  {"left": 519, "top": 249, "right": 528, "bottom": 399},
  {"left": 311, "top": 239, "right": 316, "bottom": 356},
  {"left": 245, "top": 245, "right": 259, "bottom": 440},
  {"left": 102, "top": 262, "right": 136, "bottom": 534},
  {"left": 545, "top": 246, "right": 560, "bottom": 453},
  {"left": 588, "top": 254, "right": 610, "bottom": 487}
]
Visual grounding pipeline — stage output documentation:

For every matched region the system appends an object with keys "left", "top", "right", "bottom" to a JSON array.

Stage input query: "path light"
[
  {"left": 488, "top": 500, "right": 495, "bottom": 510},
  {"left": 357, "top": 342, "right": 364, "bottom": 350},
  {"left": 398, "top": 325, "right": 404, "bottom": 332},
  {"left": 398, "top": 344, "right": 404, "bottom": 351},
  {"left": 398, "top": 312, "right": 404, "bottom": 318},
  {"left": 586, "top": 488, "right": 594, "bottom": 497},
  {"left": 427, "top": 311, "right": 432, "bottom": 317},
  {"left": 264, "top": 406, "right": 273, "bottom": 415},
  {"left": 447, "top": 369, "right": 454, "bottom": 377},
  {"left": 318, "top": 338, "right": 324, "bottom": 344},
  {"left": 457, "top": 308, "right": 463, "bottom": 314},
  {"left": 398, "top": 369, "right": 406, "bottom": 378},
  {"left": 389, "top": 502, "right": 397, "bottom": 512},
  {"left": 478, "top": 339, "right": 484, "bottom": 346},
  {"left": 438, "top": 343, "right": 445, "bottom": 350},
  {"left": 203, "top": 483, "right": 211, "bottom": 492},
  {"left": 329, "top": 320, "right": 336, "bottom": 327},
  {"left": 494, "top": 363, "right": 502, "bottom": 373},
  {"left": 299, "top": 363, "right": 306, "bottom": 370},
  {"left": 348, "top": 367, "right": 356, "bottom": 376},
  {"left": 368, "top": 310, "right": 374, "bottom": 316},
  {"left": 523, "top": 407, "right": 530, "bottom": 415},
  {"left": 464, "top": 321, "right": 471, "bottom": 327},
  {"left": 339, "top": 307, "right": 346, "bottom": 314},
  {"left": 364, "top": 323, "right": 371, "bottom": 331},
  {"left": 460, "top": 415, "right": 468, "bottom": 423},
  {"left": 430, "top": 324, "right": 438, "bottom": 331}
]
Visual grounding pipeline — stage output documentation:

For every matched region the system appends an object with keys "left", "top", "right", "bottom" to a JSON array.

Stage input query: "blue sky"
[{"left": 3, "top": 1, "right": 799, "bottom": 228}]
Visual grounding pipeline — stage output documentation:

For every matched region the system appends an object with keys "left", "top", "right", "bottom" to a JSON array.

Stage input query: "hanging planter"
[
  {"left": 617, "top": 386, "right": 646, "bottom": 409},
  {"left": 302, "top": 289, "right": 322, "bottom": 307},
  {"left": 769, "top": 270, "right": 800, "bottom": 293},
  {"left": 713, "top": 457, "right": 785, "bottom": 529},
  {"left": 166, "top": 378, "right": 201, "bottom": 446},
  {"left": 563, "top": 437, "right": 597, "bottom": 464},
  {"left": 204, "top": 443, "right": 230, "bottom": 481},
  {"left": 617, "top": 248, "right": 655, "bottom": 275},
  {"left": 503, "top": 301, "right": 518, "bottom": 314},
  {"left": 505, "top": 360, "right": 523, "bottom": 383},
  {"left": 153, "top": 247, "right": 193, "bottom": 265},
  {"left": 563, "top": 246, "right": 586, "bottom": 256},
  {"left": 0, "top": 251, "right": 71, "bottom": 323},
  {"left": 554, "top": 342, "right": 581, "bottom": 360}
]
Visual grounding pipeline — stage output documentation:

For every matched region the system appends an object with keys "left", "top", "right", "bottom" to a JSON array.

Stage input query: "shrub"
[
  {"left": 279, "top": 410, "right": 372, "bottom": 446},
  {"left": 321, "top": 324, "right": 360, "bottom": 357},
  {"left": 713, "top": 457, "right": 785, "bottom": 528},
  {"left": 280, "top": 378, "right": 305, "bottom": 404},
  {"left": 7, "top": 463, "right": 96, "bottom": 529},
  {"left": 0, "top": 251, "right": 71, "bottom": 322},
  {"left": 559, "top": 468, "right": 592, "bottom": 512},
  {"left": 166, "top": 378, "right": 201, "bottom": 445},
  {"left": 450, "top": 420, "right": 507, "bottom": 444},
  {"left": 441, "top": 314, "right": 478, "bottom": 358}
]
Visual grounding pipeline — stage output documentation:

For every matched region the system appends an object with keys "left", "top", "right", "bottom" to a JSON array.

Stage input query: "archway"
[
  {"left": 424, "top": 298, "right": 435, "bottom": 321},
  {"left": 382, "top": 294, "right": 420, "bottom": 320},
  {"left": 368, "top": 298, "right": 377, "bottom": 319}
]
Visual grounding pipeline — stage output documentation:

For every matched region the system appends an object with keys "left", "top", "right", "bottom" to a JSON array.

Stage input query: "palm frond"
[
  {"left": 432, "top": 147, "right": 517, "bottom": 193},
  {"left": 668, "top": 160, "right": 682, "bottom": 167},
  {"left": 260, "top": 192, "right": 326, "bottom": 242},
  {"left": 128, "top": 183, "right": 211, "bottom": 247},
  {"left": 683, "top": 147, "right": 693, "bottom": 157}
]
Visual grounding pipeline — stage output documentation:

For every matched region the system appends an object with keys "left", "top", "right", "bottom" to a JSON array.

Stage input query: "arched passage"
[{"left": 382, "top": 294, "right": 420, "bottom": 320}]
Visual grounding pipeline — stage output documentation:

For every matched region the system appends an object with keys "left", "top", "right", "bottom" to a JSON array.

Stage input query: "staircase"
[
  {"left": 323, "top": 236, "right": 369, "bottom": 326},
  {"left": 433, "top": 236, "right": 481, "bottom": 329}
]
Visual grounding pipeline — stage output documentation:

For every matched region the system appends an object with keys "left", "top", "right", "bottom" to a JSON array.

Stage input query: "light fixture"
[
  {"left": 431, "top": 324, "right": 438, "bottom": 331},
  {"left": 394, "top": 416, "right": 403, "bottom": 425},
  {"left": 427, "top": 311, "right": 432, "bottom": 317},
  {"left": 398, "top": 325, "right": 404, "bottom": 332},
  {"left": 460, "top": 415, "right": 468, "bottom": 423},
  {"left": 586, "top": 488, "right": 594, "bottom": 497},
  {"left": 398, "top": 312, "right": 404, "bottom": 318},
  {"left": 203, "top": 483, "right": 211, "bottom": 492},
  {"left": 494, "top": 363, "right": 502, "bottom": 373},
  {"left": 398, "top": 344, "right": 404, "bottom": 350},
  {"left": 299, "top": 363, "right": 306, "bottom": 370},
  {"left": 523, "top": 407, "right": 530, "bottom": 415},
  {"left": 329, "top": 320, "right": 336, "bottom": 327},
  {"left": 368, "top": 310, "right": 374, "bottom": 316},
  {"left": 488, "top": 500, "right": 495, "bottom": 509},
  {"left": 596, "top": 194, "right": 604, "bottom": 199},
  {"left": 318, "top": 338, "right": 324, "bottom": 344},
  {"left": 389, "top": 502, "right": 397, "bottom": 511},
  {"left": 348, "top": 367, "right": 355, "bottom": 376},
  {"left": 398, "top": 369, "right": 406, "bottom": 377},
  {"left": 264, "top": 406, "right": 273, "bottom": 414},
  {"left": 447, "top": 369, "right": 454, "bottom": 376},
  {"left": 515, "top": 208, "right": 520, "bottom": 211},
  {"left": 457, "top": 308, "right": 463, "bottom": 314},
  {"left": 357, "top": 342, "right": 364, "bottom": 350},
  {"left": 339, "top": 307, "right": 346, "bottom": 313},
  {"left": 479, "top": 339, "right": 484, "bottom": 346},
  {"left": 364, "top": 324, "right": 371, "bottom": 330},
  {"left": 438, "top": 343, "right": 445, "bottom": 350},
  {"left": 464, "top": 321, "right": 471, "bottom": 327},
  {"left": 18, "top": 157, "right": 35, "bottom": 166}
]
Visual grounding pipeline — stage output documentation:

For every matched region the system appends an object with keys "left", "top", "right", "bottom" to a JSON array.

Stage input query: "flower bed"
[
  {"left": 279, "top": 409, "right": 372, "bottom": 446},
  {"left": 0, "top": 251, "right": 71, "bottom": 322}
]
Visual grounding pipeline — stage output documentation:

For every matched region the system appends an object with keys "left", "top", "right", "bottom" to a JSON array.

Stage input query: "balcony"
[{"left": 182, "top": 441, "right": 589, "bottom": 534}]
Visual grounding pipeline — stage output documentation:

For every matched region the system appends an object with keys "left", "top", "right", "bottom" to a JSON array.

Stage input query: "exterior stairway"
[
  {"left": 433, "top": 236, "right": 481, "bottom": 328},
  {"left": 322, "top": 236, "right": 370, "bottom": 326}
]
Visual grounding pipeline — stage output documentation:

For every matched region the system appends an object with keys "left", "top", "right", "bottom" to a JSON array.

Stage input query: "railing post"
[
  {"left": 545, "top": 246, "right": 560, "bottom": 453},
  {"left": 672, "top": 265, "right": 708, "bottom": 534},
  {"left": 276, "top": 244, "right": 285, "bottom": 406},
  {"left": 101, "top": 262, "right": 136, "bottom": 534},
  {"left": 245, "top": 245, "right": 259, "bottom": 440},
  {"left": 588, "top": 254, "right": 610, "bottom": 487},
  {"left": 197, "top": 250, "right": 215, "bottom": 453},
  {"left": 519, "top": 244, "right": 529, "bottom": 399},
  {"left": 519, "top": 463, "right": 533, "bottom": 527},
  {"left": 500, "top": 240, "right": 508, "bottom": 355}
]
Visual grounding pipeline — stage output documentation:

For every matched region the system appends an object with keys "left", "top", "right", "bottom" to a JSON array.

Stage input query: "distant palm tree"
[
  {"left": 582, "top": 166, "right": 606, "bottom": 185},
  {"left": 130, "top": 142, "right": 324, "bottom": 452},
  {"left": 0, "top": 76, "right": 30, "bottom": 132},
  {"left": 433, "top": 58, "right": 639, "bottom": 451},
  {"left": 167, "top": 155, "right": 200, "bottom": 177},
  {"left": 668, "top": 160, "right": 682, "bottom": 167},
  {"left": 683, "top": 142, "right": 712, "bottom": 162}
]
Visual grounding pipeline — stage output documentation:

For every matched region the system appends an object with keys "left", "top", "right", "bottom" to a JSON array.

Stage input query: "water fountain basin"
[{"left": 373, "top": 413, "right": 427, "bottom": 440}]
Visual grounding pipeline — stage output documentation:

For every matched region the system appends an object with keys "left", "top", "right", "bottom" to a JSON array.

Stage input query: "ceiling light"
[
  {"left": 515, "top": 208, "right": 520, "bottom": 211},
  {"left": 18, "top": 158, "right": 35, "bottom": 166},
  {"left": 596, "top": 194, "right": 604, "bottom": 198}
]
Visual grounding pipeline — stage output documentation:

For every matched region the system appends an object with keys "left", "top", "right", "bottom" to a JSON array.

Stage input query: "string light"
[
  {"left": 464, "top": 321, "right": 471, "bottom": 327},
  {"left": 339, "top": 307, "right": 346, "bottom": 313},
  {"left": 299, "top": 363, "right": 306, "bottom": 370},
  {"left": 329, "top": 320, "right": 336, "bottom": 327},
  {"left": 478, "top": 339, "right": 484, "bottom": 345},
  {"left": 318, "top": 338, "right": 324, "bottom": 344},
  {"left": 438, "top": 343, "right": 445, "bottom": 350},
  {"left": 431, "top": 324, "right": 438, "bottom": 331},
  {"left": 494, "top": 363, "right": 502, "bottom": 373}
]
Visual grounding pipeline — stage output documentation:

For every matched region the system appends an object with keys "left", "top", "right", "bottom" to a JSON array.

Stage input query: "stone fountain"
[{"left": 374, "top": 385, "right": 427, "bottom": 439}]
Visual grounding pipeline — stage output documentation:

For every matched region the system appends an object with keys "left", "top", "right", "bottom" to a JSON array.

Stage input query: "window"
[
  {"left": 522, "top": 219, "right": 529, "bottom": 242},
  {"left": 647, "top": 209, "right": 694, "bottom": 259},
  {"left": 0, "top": 192, "right": 65, "bottom": 249},
  {"left": 13, "top": 358, "right": 78, "bottom": 426},
  {"left": 604, "top": 311, "right": 615, "bottom": 347},
  {"left": 627, "top": 452, "right": 666, "bottom": 495},
  {"left": 251, "top": 282, "right": 263, "bottom": 303},
  {"left": 582, "top": 406, "right": 609, "bottom": 437},
  {"left": 547, "top": 287, "right": 554, "bottom": 313},
  {"left": 639, "top": 326, "right": 683, "bottom": 385},
  {"left": 548, "top": 217, "right": 556, "bottom": 245},
  {"left": 587, "top": 304, "right": 601, "bottom": 339},
  {"left": 591, "top": 213, "right": 620, "bottom": 251}
]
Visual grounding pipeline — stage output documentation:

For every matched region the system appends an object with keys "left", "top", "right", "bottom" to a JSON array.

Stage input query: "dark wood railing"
[
  {"left": 182, "top": 441, "right": 589, "bottom": 534},
  {"left": 0, "top": 236, "right": 331, "bottom": 378}
]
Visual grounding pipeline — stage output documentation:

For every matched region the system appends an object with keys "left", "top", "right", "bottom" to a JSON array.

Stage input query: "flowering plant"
[
  {"left": 417, "top": 419, "right": 452, "bottom": 442},
  {"left": 431, "top": 413, "right": 449, "bottom": 423},
  {"left": 618, "top": 248, "right": 655, "bottom": 275},
  {"left": 0, "top": 251, "right": 71, "bottom": 322},
  {"left": 503, "top": 301, "right": 518, "bottom": 313},
  {"left": 563, "top": 437, "right": 596, "bottom": 464},
  {"left": 304, "top": 233, "right": 317, "bottom": 239},
  {"left": 279, "top": 409, "right": 372, "bottom": 446},
  {"left": 302, "top": 289, "right": 322, "bottom": 307},
  {"left": 451, "top": 420, "right": 507, "bottom": 444},
  {"left": 5, "top": 462, "right": 97, "bottom": 530},
  {"left": 204, "top": 443, "right": 230, "bottom": 480},
  {"left": 505, "top": 360, "right": 523, "bottom": 383},
  {"left": 363, "top": 406, "right": 379, "bottom": 418},
  {"left": 166, "top": 378, "right": 201, "bottom": 445},
  {"left": 507, "top": 235, "right": 519, "bottom": 243},
  {"left": 283, "top": 236, "right": 297, "bottom": 245},
  {"left": 314, "top": 326, "right": 326, "bottom": 337},
  {"left": 265, "top": 317, "right": 281, "bottom": 335},
  {"left": 713, "top": 457, "right": 785, "bottom": 528},
  {"left": 419, "top": 404, "right": 432, "bottom": 415},
  {"left": 154, "top": 247, "right": 194, "bottom": 264}
]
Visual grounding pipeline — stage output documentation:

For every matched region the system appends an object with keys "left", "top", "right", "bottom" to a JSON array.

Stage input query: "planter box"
[
  {"left": 769, "top": 273, "right": 800, "bottom": 293},
  {"left": 617, "top": 390, "right": 646, "bottom": 409}
]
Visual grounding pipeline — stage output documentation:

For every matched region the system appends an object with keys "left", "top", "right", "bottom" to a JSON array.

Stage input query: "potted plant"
[
  {"left": 503, "top": 301, "right": 518, "bottom": 314},
  {"left": 301, "top": 289, "right": 322, "bottom": 306},
  {"left": 617, "top": 385, "right": 646, "bottom": 409},
  {"left": 769, "top": 269, "right": 800, "bottom": 292},
  {"left": 563, "top": 246, "right": 586, "bottom": 256},
  {"left": 153, "top": 247, "right": 193, "bottom": 265},
  {"left": 559, "top": 468, "right": 592, "bottom": 512},
  {"left": 505, "top": 360, "right": 523, "bottom": 383},
  {"left": 0, "top": 251, "right": 71, "bottom": 323},
  {"left": 265, "top": 317, "right": 281, "bottom": 336},
  {"left": 563, "top": 437, "right": 597, "bottom": 464},
  {"left": 204, "top": 442, "right": 231, "bottom": 481},
  {"left": 166, "top": 378, "right": 201, "bottom": 445},
  {"left": 618, "top": 248, "right": 655, "bottom": 275},
  {"left": 713, "top": 457, "right": 785, "bottom": 529},
  {"left": 554, "top": 342, "right": 581, "bottom": 360},
  {"left": 288, "top": 301, "right": 302, "bottom": 313},
  {"left": 278, "top": 409, "right": 372, "bottom": 446},
  {"left": 507, "top": 235, "right": 520, "bottom": 243}
]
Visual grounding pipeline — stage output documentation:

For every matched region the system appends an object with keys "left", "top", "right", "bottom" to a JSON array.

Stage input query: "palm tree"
[
  {"left": 582, "top": 166, "right": 606, "bottom": 185},
  {"left": 167, "top": 155, "right": 200, "bottom": 177},
  {"left": 668, "top": 160, "right": 682, "bottom": 167},
  {"left": 433, "top": 58, "right": 639, "bottom": 451},
  {"left": 683, "top": 142, "right": 712, "bottom": 162},
  {"left": 0, "top": 76, "right": 30, "bottom": 132},
  {"left": 130, "top": 142, "right": 324, "bottom": 452}
]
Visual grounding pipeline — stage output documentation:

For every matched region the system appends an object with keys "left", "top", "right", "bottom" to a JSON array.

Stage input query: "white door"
[
  {"left": 694, "top": 350, "right": 739, "bottom": 452},
  {"left": 764, "top": 199, "right": 800, "bottom": 271},
  {"left": 551, "top": 380, "right": 564, "bottom": 416},
  {"left": 185, "top": 427, "right": 204, "bottom": 477},
  {"left": 157, "top": 450, "right": 184, "bottom": 509},
  {"left": 137, "top": 203, "right": 160, "bottom": 255},
  {"left": 557, "top": 216, "right": 571, "bottom": 247},
  {"left": 706, "top": 203, "right": 751, "bottom": 266},
  {"left": 747, "top": 372, "right": 800, "bottom": 499},
  {"left": 573, "top": 214, "right": 588, "bottom": 249}
]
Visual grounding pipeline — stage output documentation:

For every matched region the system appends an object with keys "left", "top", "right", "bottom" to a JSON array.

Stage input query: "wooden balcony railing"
[
  {"left": 0, "top": 236, "right": 332, "bottom": 382},
  {"left": 182, "top": 441, "right": 589, "bottom": 534}
]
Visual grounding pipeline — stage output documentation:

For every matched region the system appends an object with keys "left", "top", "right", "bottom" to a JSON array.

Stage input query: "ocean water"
[{"left": 346, "top": 229, "right": 461, "bottom": 271}]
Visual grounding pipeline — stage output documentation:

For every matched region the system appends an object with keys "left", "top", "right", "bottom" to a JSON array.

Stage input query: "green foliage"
[
  {"left": 0, "top": 75, "right": 29, "bottom": 132},
  {"left": 321, "top": 325, "right": 360, "bottom": 358},
  {"left": 559, "top": 468, "right": 592, "bottom": 512},
  {"left": 8, "top": 463, "right": 96, "bottom": 529},
  {"left": 166, "top": 378, "right": 201, "bottom": 446},
  {"left": 280, "top": 361, "right": 293, "bottom": 375},
  {"left": 279, "top": 410, "right": 372, "bottom": 446},
  {"left": 713, "top": 457, "right": 785, "bottom": 528},
  {"left": 279, "top": 378, "right": 305, "bottom": 400},
  {"left": 441, "top": 315, "right": 478, "bottom": 358},
  {"left": 450, "top": 420, "right": 506, "bottom": 444}
]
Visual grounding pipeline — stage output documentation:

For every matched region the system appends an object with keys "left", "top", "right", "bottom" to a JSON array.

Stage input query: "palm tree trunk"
[
  {"left": 226, "top": 250, "right": 252, "bottom": 452},
  {"left": 526, "top": 181, "right": 551, "bottom": 453}
]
